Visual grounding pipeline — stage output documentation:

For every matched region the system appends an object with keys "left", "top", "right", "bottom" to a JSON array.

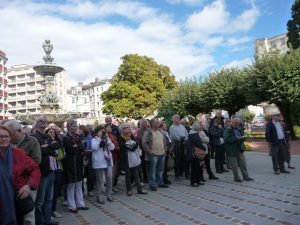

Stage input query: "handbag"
[
  {"left": 127, "top": 149, "right": 141, "bottom": 168},
  {"left": 15, "top": 194, "right": 35, "bottom": 215},
  {"left": 194, "top": 147, "right": 206, "bottom": 160}
]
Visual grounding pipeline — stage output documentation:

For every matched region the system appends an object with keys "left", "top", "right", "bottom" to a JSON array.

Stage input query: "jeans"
[
  {"left": 52, "top": 170, "right": 63, "bottom": 213},
  {"left": 148, "top": 154, "right": 165, "bottom": 187},
  {"left": 35, "top": 171, "right": 55, "bottom": 225}
]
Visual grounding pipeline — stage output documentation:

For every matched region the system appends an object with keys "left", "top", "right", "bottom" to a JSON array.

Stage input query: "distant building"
[
  {"left": 0, "top": 50, "right": 8, "bottom": 120},
  {"left": 6, "top": 64, "right": 67, "bottom": 118},
  {"left": 67, "top": 78, "right": 111, "bottom": 125},
  {"left": 255, "top": 33, "right": 289, "bottom": 57}
]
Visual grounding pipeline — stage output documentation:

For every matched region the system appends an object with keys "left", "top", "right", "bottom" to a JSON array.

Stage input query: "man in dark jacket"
[
  {"left": 31, "top": 117, "right": 60, "bottom": 225},
  {"left": 265, "top": 111, "right": 289, "bottom": 175}
]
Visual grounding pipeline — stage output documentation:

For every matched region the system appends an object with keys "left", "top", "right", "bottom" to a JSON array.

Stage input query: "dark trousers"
[
  {"left": 204, "top": 154, "right": 214, "bottom": 177},
  {"left": 141, "top": 151, "right": 149, "bottom": 182},
  {"left": 271, "top": 140, "right": 286, "bottom": 171},
  {"left": 215, "top": 145, "right": 225, "bottom": 171},
  {"left": 174, "top": 141, "right": 185, "bottom": 177},
  {"left": 190, "top": 158, "right": 202, "bottom": 184},
  {"left": 163, "top": 154, "right": 169, "bottom": 182},
  {"left": 125, "top": 165, "right": 142, "bottom": 192},
  {"left": 52, "top": 170, "right": 63, "bottom": 212}
]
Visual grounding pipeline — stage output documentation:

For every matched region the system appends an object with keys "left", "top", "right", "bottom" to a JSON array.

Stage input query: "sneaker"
[
  {"left": 150, "top": 186, "right": 157, "bottom": 191},
  {"left": 52, "top": 211, "right": 61, "bottom": 218},
  {"left": 97, "top": 198, "right": 105, "bottom": 204},
  {"left": 158, "top": 184, "right": 169, "bottom": 188}
]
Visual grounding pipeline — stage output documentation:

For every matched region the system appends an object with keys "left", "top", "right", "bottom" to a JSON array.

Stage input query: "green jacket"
[{"left": 223, "top": 128, "right": 243, "bottom": 157}]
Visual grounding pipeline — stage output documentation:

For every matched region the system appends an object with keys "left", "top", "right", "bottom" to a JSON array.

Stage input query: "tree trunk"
[{"left": 277, "top": 103, "right": 296, "bottom": 140}]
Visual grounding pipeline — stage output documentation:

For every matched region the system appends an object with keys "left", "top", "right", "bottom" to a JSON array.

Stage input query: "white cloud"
[
  {"left": 166, "top": 0, "right": 206, "bottom": 6},
  {"left": 222, "top": 58, "right": 252, "bottom": 69},
  {"left": 186, "top": 0, "right": 229, "bottom": 34},
  {"left": 0, "top": 0, "right": 260, "bottom": 87}
]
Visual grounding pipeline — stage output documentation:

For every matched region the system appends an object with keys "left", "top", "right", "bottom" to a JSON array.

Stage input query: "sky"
[{"left": 0, "top": 0, "right": 294, "bottom": 87}]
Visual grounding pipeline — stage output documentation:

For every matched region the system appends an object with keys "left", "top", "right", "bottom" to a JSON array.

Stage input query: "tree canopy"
[
  {"left": 101, "top": 54, "right": 177, "bottom": 119},
  {"left": 287, "top": 0, "right": 300, "bottom": 49}
]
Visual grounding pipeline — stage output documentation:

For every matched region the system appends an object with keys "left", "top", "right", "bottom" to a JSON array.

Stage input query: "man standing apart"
[
  {"left": 142, "top": 118, "right": 169, "bottom": 191},
  {"left": 4, "top": 120, "right": 41, "bottom": 225},
  {"left": 265, "top": 111, "right": 290, "bottom": 175}
]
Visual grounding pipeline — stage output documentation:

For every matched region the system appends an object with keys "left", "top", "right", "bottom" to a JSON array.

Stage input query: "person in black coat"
[
  {"left": 187, "top": 122, "right": 207, "bottom": 187},
  {"left": 63, "top": 119, "right": 89, "bottom": 213}
]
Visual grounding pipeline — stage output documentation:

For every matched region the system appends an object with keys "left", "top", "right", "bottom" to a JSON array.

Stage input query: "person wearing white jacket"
[{"left": 91, "top": 125, "right": 115, "bottom": 204}]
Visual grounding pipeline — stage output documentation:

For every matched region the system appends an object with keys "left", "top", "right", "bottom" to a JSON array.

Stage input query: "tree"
[
  {"left": 250, "top": 49, "right": 300, "bottom": 139},
  {"left": 200, "top": 68, "right": 252, "bottom": 117},
  {"left": 157, "top": 78, "right": 205, "bottom": 123},
  {"left": 242, "top": 109, "right": 255, "bottom": 124},
  {"left": 101, "top": 54, "right": 177, "bottom": 119},
  {"left": 287, "top": 0, "right": 300, "bottom": 49}
]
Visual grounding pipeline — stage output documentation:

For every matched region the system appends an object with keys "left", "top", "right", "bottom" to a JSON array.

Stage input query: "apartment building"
[
  {"left": 7, "top": 64, "right": 67, "bottom": 118},
  {"left": 67, "top": 78, "right": 111, "bottom": 124},
  {"left": 0, "top": 50, "right": 8, "bottom": 120},
  {"left": 255, "top": 33, "right": 289, "bottom": 57}
]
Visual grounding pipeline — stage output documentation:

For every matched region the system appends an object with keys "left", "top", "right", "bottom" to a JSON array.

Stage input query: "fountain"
[{"left": 16, "top": 40, "right": 77, "bottom": 125}]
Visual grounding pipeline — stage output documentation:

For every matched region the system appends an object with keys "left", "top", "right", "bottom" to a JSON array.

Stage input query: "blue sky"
[{"left": 0, "top": 0, "right": 294, "bottom": 86}]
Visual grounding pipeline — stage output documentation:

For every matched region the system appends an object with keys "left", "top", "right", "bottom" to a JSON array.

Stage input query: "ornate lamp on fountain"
[{"left": 33, "top": 40, "right": 63, "bottom": 114}]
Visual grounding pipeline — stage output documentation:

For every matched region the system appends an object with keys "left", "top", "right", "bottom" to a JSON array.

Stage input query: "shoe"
[
  {"left": 244, "top": 177, "right": 254, "bottom": 181},
  {"left": 68, "top": 209, "right": 78, "bottom": 213},
  {"left": 158, "top": 184, "right": 169, "bottom": 188},
  {"left": 97, "top": 198, "right": 105, "bottom": 204},
  {"left": 63, "top": 201, "right": 68, "bottom": 207},
  {"left": 274, "top": 170, "right": 280, "bottom": 175},
  {"left": 227, "top": 167, "right": 232, "bottom": 170},
  {"left": 150, "top": 186, "right": 157, "bottom": 191},
  {"left": 209, "top": 175, "right": 219, "bottom": 180},
  {"left": 234, "top": 178, "right": 243, "bottom": 182},
  {"left": 137, "top": 191, "right": 148, "bottom": 195},
  {"left": 200, "top": 178, "right": 206, "bottom": 182},
  {"left": 288, "top": 165, "right": 295, "bottom": 169},
  {"left": 216, "top": 170, "right": 223, "bottom": 174},
  {"left": 127, "top": 191, "right": 132, "bottom": 196},
  {"left": 164, "top": 180, "right": 172, "bottom": 185},
  {"left": 47, "top": 221, "right": 59, "bottom": 225},
  {"left": 222, "top": 169, "right": 229, "bottom": 172},
  {"left": 112, "top": 187, "right": 118, "bottom": 193},
  {"left": 197, "top": 182, "right": 205, "bottom": 185},
  {"left": 191, "top": 183, "right": 199, "bottom": 187},
  {"left": 88, "top": 192, "right": 94, "bottom": 197},
  {"left": 280, "top": 169, "right": 290, "bottom": 174},
  {"left": 52, "top": 211, "right": 61, "bottom": 218},
  {"left": 50, "top": 216, "right": 54, "bottom": 221},
  {"left": 78, "top": 206, "right": 89, "bottom": 210},
  {"left": 107, "top": 197, "right": 114, "bottom": 202}
]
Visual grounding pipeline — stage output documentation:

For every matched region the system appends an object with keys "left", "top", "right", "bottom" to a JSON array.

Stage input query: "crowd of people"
[{"left": 0, "top": 110, "right": 294, "bottom": 225}]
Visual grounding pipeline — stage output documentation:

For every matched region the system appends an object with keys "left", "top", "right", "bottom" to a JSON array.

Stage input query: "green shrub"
[
  {"left": 294, "top": 126, "right": 300, "bottom": 137},
  {"left": 244, "top": 142, "right": 252, "bottom": 151}
]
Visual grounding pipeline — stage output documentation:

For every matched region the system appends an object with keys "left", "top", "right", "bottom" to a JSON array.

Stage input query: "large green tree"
[
  {"left": 287, "top": 0, "right": 300, "bottom": 49},
  {"left": 250, "top": 49, "right": 300, "bottom": 138},
  {"left": 101, "top": 54, "right": 177, "bottom": 119},
  {"left": 200, "top": 68, "right": 252, "bottom": 117}
]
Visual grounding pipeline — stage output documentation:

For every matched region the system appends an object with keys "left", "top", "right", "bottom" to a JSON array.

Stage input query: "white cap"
[{"left": 270, "top": 111, "right": 281, "bottom": 116}]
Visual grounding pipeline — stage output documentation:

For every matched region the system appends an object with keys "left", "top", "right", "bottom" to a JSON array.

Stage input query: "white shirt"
[{"left": 91, "top": 136, "right": 115, "bottom": 169}]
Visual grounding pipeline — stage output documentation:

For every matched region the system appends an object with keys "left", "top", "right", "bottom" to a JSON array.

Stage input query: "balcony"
[
  {"left": 0, "top": 90, "right": 8, "bottom": 97},
  {"left": 0, "top": 103, "right": 8, "bottom": 110}
]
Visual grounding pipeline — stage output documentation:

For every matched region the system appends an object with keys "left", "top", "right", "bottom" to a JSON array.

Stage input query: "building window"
[
  {"left": 72, "top": 97, "right": 75, "bottom": 103},
  {"left": 271, "top": 41, "right": 276, "bottom": 48}
]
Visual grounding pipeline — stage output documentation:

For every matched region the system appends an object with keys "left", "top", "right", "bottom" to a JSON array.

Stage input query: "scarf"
[
  {"left": 0, "top": 146, "right": 17, "bottom": 225},
  {"left": 121, "top": 133, "right": 132, "bottom": 141}
]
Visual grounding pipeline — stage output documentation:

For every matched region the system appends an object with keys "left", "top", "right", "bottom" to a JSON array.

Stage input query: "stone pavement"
[{"left": 56, "top": 152, "right": 300, "bottom": 225}]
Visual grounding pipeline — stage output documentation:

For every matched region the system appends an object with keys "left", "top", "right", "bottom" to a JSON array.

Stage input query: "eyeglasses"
[
  {"left": 123, "top": 127, "right": 130, "bottom": 129},
  {"left": 0, "top": 135, "right": 10, "bottom": 139}
]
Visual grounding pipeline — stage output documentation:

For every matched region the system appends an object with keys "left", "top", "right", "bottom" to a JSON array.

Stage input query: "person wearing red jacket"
[{"left": 0, "top": 125, "right": 41, "bottom": 225}]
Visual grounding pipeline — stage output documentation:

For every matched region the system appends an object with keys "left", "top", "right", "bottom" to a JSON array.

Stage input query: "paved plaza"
[{"left": 56, "top": 150, "right": 300, "bottom": 225}]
